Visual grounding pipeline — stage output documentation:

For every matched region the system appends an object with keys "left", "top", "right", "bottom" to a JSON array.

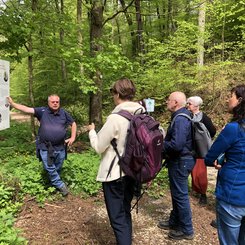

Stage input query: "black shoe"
[
  {"left": 59, "top": 184, "right": 69, "bottom": 196},
  {"left": 199, "top": 194, "right": 207, "bottom": 205},
  {"left": 158, "top": 220, "right": 178, "bottom": 230},
  {"left": 210, "top": 219, "right": 217, "bottom": 228},
  {"left": 168, "top": 230, "right": 194, "bottom": 240}
]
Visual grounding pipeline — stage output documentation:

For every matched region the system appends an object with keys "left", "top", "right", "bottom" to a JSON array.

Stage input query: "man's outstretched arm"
[{"left": 7, "top": 96, "right": 35, "bottom": 114}]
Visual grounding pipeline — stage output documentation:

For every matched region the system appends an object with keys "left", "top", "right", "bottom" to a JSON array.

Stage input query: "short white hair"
[{"left": 187, "top": 96, "right": 203, "bottom": 107}]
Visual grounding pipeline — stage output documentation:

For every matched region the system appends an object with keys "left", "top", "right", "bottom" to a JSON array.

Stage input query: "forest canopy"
[{"left": 0, "top": 0, "right": 244, "bottom": 127}]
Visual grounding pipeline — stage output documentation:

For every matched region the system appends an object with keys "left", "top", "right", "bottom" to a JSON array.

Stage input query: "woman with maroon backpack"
[{"left": 87, "top": 78, "right": 145, "bottom": 245}]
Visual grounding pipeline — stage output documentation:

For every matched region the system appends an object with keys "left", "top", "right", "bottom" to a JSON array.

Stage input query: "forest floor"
[
  {"left": 15, "top": 168, "right": 219, "bottom": 245},
  {"left": 12, "top": 112, "right": 219, "bottom": 244}
]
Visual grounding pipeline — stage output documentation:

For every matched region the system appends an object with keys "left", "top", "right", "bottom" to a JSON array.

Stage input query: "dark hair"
[
  {"left": 231, "top": 85, "right": 245, "bottom": 123},
  {"left": 110, "top": 78, "right": 136, "bottom": 101}
]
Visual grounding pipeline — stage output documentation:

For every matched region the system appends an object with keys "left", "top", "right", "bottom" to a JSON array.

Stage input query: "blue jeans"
[
  {"left": 102, "top": 176, "right": 135, "bottom": 245},
  {"left": 216, "top": 199, "right": 245, "bottom": 245},
  {"left": 167, "top": 156, "right": 195, "bottom": 235},
  {"left": 39, "top": 149, "right": 66, "bottom": 189}
]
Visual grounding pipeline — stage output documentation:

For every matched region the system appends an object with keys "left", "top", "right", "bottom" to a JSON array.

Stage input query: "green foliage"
[
  {"left": 206, "top": 0, "right": 245, "bottom": 61},
  {"left": 0, "top": 120, "right": 101, "bottom": 242},
  {"left": 62, "top": 151, "right": 101, "bottom": 196},
  {"left": 0, "top": 121, "right": 35, "bottom": 161},
  {"left": 0, "top": 155, "right": 56, "bottom": 203},
  {"left": 65, "top": 102, "right": 89, "bottom": 125},
  {"left": 0, "top": 180, "right": 26, "bottom": 244},
  {"left": 134, "top": 21, "right": 198, "bottom": 105},
  {"left": 0, "top": 183, "right": 22, "bottom": 214},
  {"left": 0, "top": 211, "right": 27, "bottom": 245}
]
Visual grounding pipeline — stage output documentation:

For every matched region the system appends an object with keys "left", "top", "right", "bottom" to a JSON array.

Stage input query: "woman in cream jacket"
[{"left": 87, "top": 78, "right": 145, "bottom": 245}]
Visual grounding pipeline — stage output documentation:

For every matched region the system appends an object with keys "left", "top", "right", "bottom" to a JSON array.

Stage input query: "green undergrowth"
[
  {"left": 0, "top": 121, "right": 169, "bottom": 243},
  {"left": 0, "top": 150, "right": 102, "bottom": 244}
]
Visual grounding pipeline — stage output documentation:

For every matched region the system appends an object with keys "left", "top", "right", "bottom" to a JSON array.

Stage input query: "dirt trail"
[
  {"left": 15, "top": 191, "right": 218, "bottom": 245},
  {"left": 10, "top": 112, "right": 31, "bottom": 122}
]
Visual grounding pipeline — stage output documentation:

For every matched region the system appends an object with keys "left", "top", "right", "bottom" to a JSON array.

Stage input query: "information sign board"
[{"left": 0, "top": 59, "right": 10, "bottom": 130}]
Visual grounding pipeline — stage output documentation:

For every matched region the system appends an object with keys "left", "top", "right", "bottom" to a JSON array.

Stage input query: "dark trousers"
[
  {"left": 102, "top": 176, "right": 135, "bottom": 245},
  {"left": 167, "top": 156, "right": 195, "bottom": 235}
]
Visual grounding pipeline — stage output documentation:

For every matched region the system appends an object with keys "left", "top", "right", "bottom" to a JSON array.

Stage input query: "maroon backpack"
[{"left": 110, "top": 110, "right": 164, "bottom": 183}]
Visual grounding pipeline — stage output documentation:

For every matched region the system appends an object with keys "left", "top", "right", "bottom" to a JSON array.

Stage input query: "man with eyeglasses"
[
  {"left": 158, "top": 91, "right": 195, "bottom": 240},
  {"left": 7, "top": 95, "right": 76, "bottom": 196}
]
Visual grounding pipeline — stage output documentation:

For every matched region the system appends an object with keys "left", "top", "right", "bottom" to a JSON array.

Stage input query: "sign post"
[
  {"left": 144, "top": 98, "right": 155, "bottom": 113},
  {"left": 0, "top": 59, "right": 10, "bottom": 131}
]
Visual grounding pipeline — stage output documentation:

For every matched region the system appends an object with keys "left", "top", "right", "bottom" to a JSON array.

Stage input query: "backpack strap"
[
  {"left": 170, "top": 113, "right": 195, "bottom": 155},
  {"left": 107, "top": 110, "right": 133, "bottom": 180},
  {"left": 117, "top": 110, "right": 133, "bottom": 121},
  {"left": 170, "top": 113, "right": 192, "bottom": 128},
  {"left": 106, "top": 139, "right": 122, "bottom": 180}
]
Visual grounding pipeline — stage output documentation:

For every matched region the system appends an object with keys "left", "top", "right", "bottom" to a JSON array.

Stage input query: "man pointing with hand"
[{"left": 8, "top": 94, "right": 76, "bottom": 196}]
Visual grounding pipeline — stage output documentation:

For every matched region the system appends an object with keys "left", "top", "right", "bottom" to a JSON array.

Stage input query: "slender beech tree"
[
  {"left": 197, "top": 0, "right": 206, "bottom": 66},
  {"left": 77, "top": 0, "right": 84, "bottom": 74}
]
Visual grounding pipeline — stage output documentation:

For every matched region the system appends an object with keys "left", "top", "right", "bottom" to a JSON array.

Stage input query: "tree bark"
[
  {"left": 89, "top": 0, "right": 103, "bottom": 127},
  {"left": 197, "top": 0, "right": 206, "bottom": 66},
  {"left": 28, "top": 0, "right": 37, "bottom": 137},
  {"left": 135, "top": 0, "right": 145, "bottom": 56},
  {"left": 77, "top": 0, "right": 84, "bottom": 74},
  {"left": 119, "top": 0, "right": 136, "bottom": 57},
  {"left": 55, "top": 0, "right": 67, "bottom": 82}
]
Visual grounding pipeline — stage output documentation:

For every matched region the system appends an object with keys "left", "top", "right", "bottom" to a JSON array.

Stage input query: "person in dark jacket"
[
  {"left": 7, "top": 95, "right": 76, "bottom": 196},
  {"left": 187, "top": 96, "right": 216, "bottom": 205},
  {"left": 158, "top": 91, "right": 195, "bottom": 240},
  {"left": 205, "top": 85, "right": 245, "bottom": 245}
]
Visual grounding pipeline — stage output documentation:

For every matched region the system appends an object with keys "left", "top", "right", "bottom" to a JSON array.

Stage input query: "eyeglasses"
[{"left": 186, "top": 102, "right": 193, "bottom": 106}]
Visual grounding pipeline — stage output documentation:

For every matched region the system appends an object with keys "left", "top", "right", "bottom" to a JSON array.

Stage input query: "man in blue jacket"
[{"left": 158, "top": 91, "right": 195, "bottom": 240}]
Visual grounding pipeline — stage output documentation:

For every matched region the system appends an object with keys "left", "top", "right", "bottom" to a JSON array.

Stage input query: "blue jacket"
[
  {"left": 205, "top": 121, "right": 245, "bottom": 206},
  {"left": 163, "top": 107, "right": 193, "bottom": 159}
]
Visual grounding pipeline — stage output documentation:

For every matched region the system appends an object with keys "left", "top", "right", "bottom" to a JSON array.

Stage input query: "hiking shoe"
[
  {"left": 199, "top": 194, "right": 207, "bottom": 205},
  {"left": 168, "top": 230, "right": 194, "bottom": 240},
  {"left": 158, "top": 220, "right": 178, "bottom": 230},
  {"left": 59, "top": 184, "right": 69, "bottom": 196},
  {"left": 210, "top": 219, "right": 217, "bottom": 228}
]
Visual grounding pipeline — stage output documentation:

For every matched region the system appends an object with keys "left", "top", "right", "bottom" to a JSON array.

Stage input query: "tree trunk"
[
  {"left": 221, "top": 4, "right": 226, "bottom": 62},
  {"left": 166, "top": 0, "right": 176, "bottom": 36},
  {"left": 135, "top": 0, "right": 145, "bottom": 56},
  {"left": 89, "top": 0, "right": 103, "bottom": 127},
  {"left": 28, "top": 0, "right": 37, "bottom": 137},
  {"left": 197, "top": 0, "right": 206, "bottom": 66},
  {"left": 119, "top": 0, "right": 136, "bottom": 57},
  {"left": 156, "top": 3, "right": 164, "bottom": 42},
  {"left": 55, "top": 0, "right": 67, "bottom": 82},
  {"left": 77, "top": 0, "right": 84, "bottom": 74}
]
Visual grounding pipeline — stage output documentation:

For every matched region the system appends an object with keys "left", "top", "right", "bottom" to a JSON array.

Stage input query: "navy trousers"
[
  {"left": 167, "top": 156, "right": 195, "bottom": 235},
  {"left": 102, "top": 176, "right": 135, "bottom": 245}
]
